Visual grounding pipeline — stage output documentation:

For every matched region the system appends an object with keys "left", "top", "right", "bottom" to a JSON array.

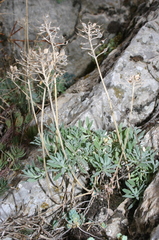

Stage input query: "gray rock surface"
[
  {"left": 0, "top": 0, "right": 147, "bottom": 78},
  {"left": 105, "top": 199, "right": 129, "bottom": 239},
  {"left": 150, "top": 224, "right": 159, "bottom": 240},
  {"left": 134, "top": 171, "right": 159, "bottom": 235},
  {"left": 1, "top": 1, "right": 159, "bottom": 240},
  {"left": 35, "top": 5, "right": 159, "bottom": 131},
  {"left": 142, "top": 124, "right": 159, "bottom": 150},
  {"left": 0, "top": 172, "right": 86, "bottom": 223}
]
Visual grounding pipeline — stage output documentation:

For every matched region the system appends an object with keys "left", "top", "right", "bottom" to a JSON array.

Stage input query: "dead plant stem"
[
  {"left": 88, "top": 30, "right": 127, "bottom": 163},
  {"left": 40, "top": 87, "right": 52, "bottom": 196}
]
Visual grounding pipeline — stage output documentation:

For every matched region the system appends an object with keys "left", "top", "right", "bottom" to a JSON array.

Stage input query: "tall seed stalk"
[
  {"left": 78, "top": 23, "right": 127, "bottom": 162},
  {"left": 9, "top": 20, "right": 92, "bottom": 198},
  {"left": 78, "top": 22, "right": 140, "bottom": 188}
]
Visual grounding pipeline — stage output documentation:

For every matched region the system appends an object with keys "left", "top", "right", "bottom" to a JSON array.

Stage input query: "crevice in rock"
[
  {"left": 63, "top": 0, "right": 82, "bottom": 44},
  {"left": 99, "top": 1, "right": 159, "bottom": 82}
]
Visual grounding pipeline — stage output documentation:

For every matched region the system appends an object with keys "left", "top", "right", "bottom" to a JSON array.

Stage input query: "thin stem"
[
  {"left": 54, "top": 76, "right": 59, "bottom": 127},
  {"left": 40, "top": 87, "right": 52, "bottom": 196},
  {"left": 47, "top": 84, "right": 67, "bottom": 159},
  {"left": 70, "top": 165, "right": 93, "bottom": 193},
  {"left": 87, "top": 26, "right": 127, "bottom": 162}
]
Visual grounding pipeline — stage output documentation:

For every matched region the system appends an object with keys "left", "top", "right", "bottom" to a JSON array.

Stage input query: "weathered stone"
[
  {"left": 105, "top": 199, "right": 129, "bottom": 239},
  {"left": 37, "top": 6, "right": 159, "bottom": 131},
  {"left": 134, "top": 171, "right": 159, "bottom": 235},
  {"left": 1, "top": 238, "right": 12, "bottom": 240},
  {"left": 0, "top": 0, "right": 147, "bottom": 77},
  {"left": 148, "top": 56, "right": 159, "bottom": 82},
  {"left": 142, "top": 124, "right": 159, "bottom": 150},
  {"left": 94, "top": 207, "right": 114, "bottom": 222},
  {"left": 0, "top": 172, "right": 86, "bottom": 223},
  {"left": 1, "top": 3, "right": 159, "bottom": 240},
  {"left": 150, "top": 224, "right": 159, "bottom": 240}
]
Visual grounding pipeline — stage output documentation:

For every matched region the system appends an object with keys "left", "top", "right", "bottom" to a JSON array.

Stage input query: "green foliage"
[
  {"left": 107, "top": 33, "right": 123, "bottom": 53},
  {"left": 0, "top": 72, "right": 73, "bottom": 145},
  {"left": 110, "top": 124, "right": 159, "bottom": 206},
  {"left": 23, "top": 165, "right": 46, "bottom": 182},
  {"left": 66, "top": 209, "right": 85, "bottom": 228},
  {"left": 0, "top": 152, "right": 8, "bottom": 169},
  {"left": 117, "top": 233, "right": 128, "bottom": 240},
  {"left": 0, "top": 146, "right": 26, "bottom": 172},
  {"left": 32, "top": 72, "right": 75, "bottom": 104},
  {"left": 0, "top": 76, "right": 35, "bottom": 146},
  {"left": 0, "top": 77, "right": 37, "bottom": 175},
  {"left": 0, "top": 178, "right": 9, "bottom": 196},
  {"left": 56, "top": 72, "right": 75, "bottom": 93},
  {"left": 0, "top": 77, "right": 28, "bottom": 113},
  {"left": 110, "top": 123, "right": 143, "bottom": 161},
  {"left": 31, "top": 118, "right": 116, "bottom": 184},
  {"left": 24, "top": 119, "right": 159, "bottom": 206},
  {"left": 6, "top": 146, "right": 26, "bottom": 161},
  {"left": 96, "top": 32, "right": 123, "bottom": 62}
]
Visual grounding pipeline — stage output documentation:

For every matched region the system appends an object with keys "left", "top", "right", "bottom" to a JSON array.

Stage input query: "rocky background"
[{"left": 0, "top": 0, "right": 159, "bottom": 239}]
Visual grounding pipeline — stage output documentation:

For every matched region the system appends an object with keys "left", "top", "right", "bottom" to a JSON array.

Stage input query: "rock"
[
  {"left": 0, "top": 178, "right": 54, "bottom": 223},
  {"left": 95, "top": 207, "right": 114, "bottom": 223},
  {"left": 148, "top": 55, "right": 159, "bottom": 82},
  {"left": 0, "top": 0, "right": 149, "bottom": 77},
  {"left": 107, "top": 21, "right": 121, "bottom": 34},
  {"left": 0, "top": 172, "right": 86, "bottom": 223},
  {"left": 150, "top": 224, "right": 159, "bottom": 240},
  {"left": 142, "top": 124, "right": 159, "bottom": 150},
  {"left": 1, "top": 2, "right": 159, "bottom": 239},
  {"left": 34, "top": 4, "right": 159, "bottom": 131},
  {"left": 1, "top": 238, "right": 12, "bottom": 240},
  {"left": 71, "top": 6, "right": 159, "bottom": 129},
  {"left": 105, "top": 199, "right": 129, "bottom": 239},
  {"left": 134, "top": 171, "right": 159, "bottom": 235}
]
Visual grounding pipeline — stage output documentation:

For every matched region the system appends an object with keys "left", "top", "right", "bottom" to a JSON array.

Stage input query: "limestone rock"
[
  {"left": 105, "top": 199, "right": 129, "bottom": 239},
  {"left": 0, "top": 172, "right": 86, "bottom": 223},
  {"left": 0, "top": 0, "right": 147, "bottom": 77},
  {"left": 150, "top": 224, "right": 159, "bottom": 240},
  {"left": 69, "top": 7, "right": 159, "bottom": 129},
  {"left": 134, "top": 171, "right": 159, "bottom": 235},
  {"left": 1, "top": 2, "right": 159, "bottom": 239},
  {"left": 36, "top": 5, "right": 159, "bottom": 131},
  {"left": 142, "top": 124, "right": 159, "bottom": 150}
]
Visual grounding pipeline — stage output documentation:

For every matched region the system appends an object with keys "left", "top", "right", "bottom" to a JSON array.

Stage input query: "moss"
[{"left": 96, "top": 32, "right": 124, "bottom": 64}]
